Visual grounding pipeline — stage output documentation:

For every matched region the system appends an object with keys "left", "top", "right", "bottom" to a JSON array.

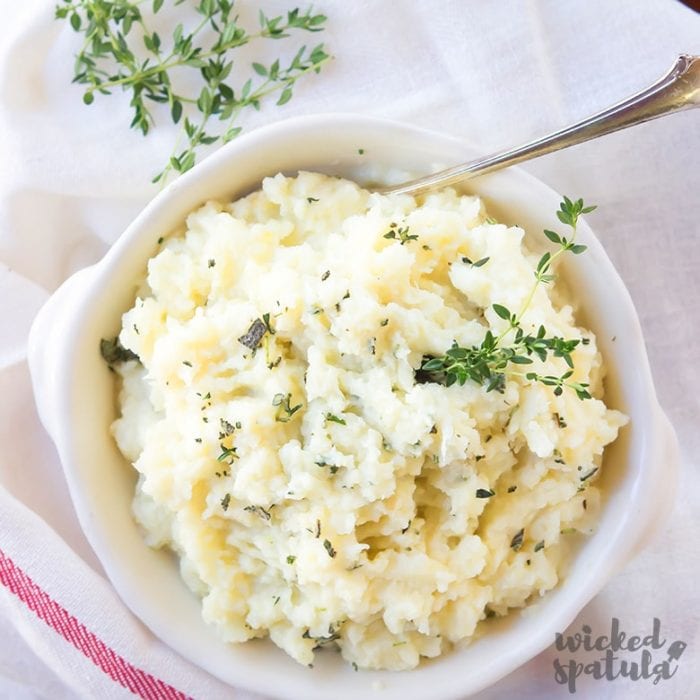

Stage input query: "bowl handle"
[{"left": 27, "top": 266, "right": 97, "bottom": 441}]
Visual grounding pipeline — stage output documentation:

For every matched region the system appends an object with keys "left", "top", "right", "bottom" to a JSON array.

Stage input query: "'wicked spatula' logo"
[{"left": 552, "top": 618, "right": 686, "bottom": 693}]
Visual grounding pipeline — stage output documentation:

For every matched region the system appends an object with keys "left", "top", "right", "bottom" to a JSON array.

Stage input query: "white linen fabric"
[{"left": 0, "top": 0, "right": 698, "bottom": 698}]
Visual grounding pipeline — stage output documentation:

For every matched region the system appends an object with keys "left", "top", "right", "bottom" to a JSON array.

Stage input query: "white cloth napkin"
[{"left": 1, "top": 1, "right": 698, "bottom": 698}]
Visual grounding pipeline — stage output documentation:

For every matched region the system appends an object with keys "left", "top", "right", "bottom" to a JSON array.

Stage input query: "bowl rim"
[{"left": 28, "top": 112, "right": 679, "bottom": 700}]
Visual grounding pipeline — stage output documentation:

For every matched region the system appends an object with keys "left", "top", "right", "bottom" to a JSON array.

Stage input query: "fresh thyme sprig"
[
  {"left": 55, "top": 0, "right": 331, "bottom": 183},
  {"left": 419, "top": 197, "right": 596, "bottom": 400}
]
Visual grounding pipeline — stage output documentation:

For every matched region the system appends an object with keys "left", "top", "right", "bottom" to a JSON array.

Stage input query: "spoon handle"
[{"left": 380, "top": 55, "right": 700, "bottom": 197}]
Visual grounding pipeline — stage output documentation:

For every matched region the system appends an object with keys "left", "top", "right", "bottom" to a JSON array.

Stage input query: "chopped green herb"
[
  {"left": 461, "top": 256, "right": 490, "bottom": 268},
  {"left": 287, "top": 555, "right": 296, "bottom": 564},
  {"left": 157, "top": 236, "right": 164, "bottom": 245},
  {"left": 307, "top": 196, "right": 319, "bottom": 203},
  {"left": 273, "top": 596, "right": 280, "bottom": 605},
  {"left": 510, "top": 528, "right": 525, "bottom": 551},
  {"left": 534, "top": 540, "right": 545, "bottom": 552},
  {"left": 182, "top": 360, "right": 192, "bottom": 367},
  {"left": 507, "top": 485, "right": 517, "bottom": 493},
  {"left": 100, "top": 337, "right": 139, "bottom": 365},
  {"left": 560, "top": 527, "right": 577, "bottom": 535},
  {"left": 580, "top": 467, "right": 598, "bottom": 482},
  {"left": 323, "top": 539, "right": 336, "bottom": 558},
  {"left": 380, "top": 318, "right": 389, "bottom": 327},
  {"left": 554, "top": 412, "right": 567, "bottom": 428},
  {"left": 238, "top": 317, "right": 270, "bottom": 350},
  {"left": 302, "top": 624, "right": 341, "bottom": 646},
  {"left": 324, "top": 413, "right": 346, "bottom": 425},
  {"left": 357, "top": 148, "right": 365, "bottom": 155},
  {"left": 217, "top": 445, "right": 238, "bottom": 463},
  {"left": 208, "top": 259, "right": 216, "bottom": 268},
  {"left": 315, "top": 459, "right": 339, "bottom": 474},
  {"left": 321, "top": 270, "right": 330, "bottom": 281},
  {"left": 476, "top": 488, "right": 495, "bottom": 499},
  {"left": 219, "top": 419, "right": 236, "bottom": 437},
  {"left": 221, "top": 493, "right": 231, "bottom": 511},
  {"left": 244, "top": 505, "right": 272, "bottom": 520},
  {"left": 383, "top": 224, "right": 418, "bottom": 245},
  {"left": 272, "top": 392, "right": 302, "bottom": 422}
]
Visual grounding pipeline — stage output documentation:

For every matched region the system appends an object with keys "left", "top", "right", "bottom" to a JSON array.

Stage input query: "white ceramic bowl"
[{"left": 28, "top": 114, "right": 679, "bottom": 700}]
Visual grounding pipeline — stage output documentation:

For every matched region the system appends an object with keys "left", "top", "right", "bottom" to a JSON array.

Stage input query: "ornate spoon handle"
[{"left": 378, "top": 55, "right": 700, "bottom": 197}]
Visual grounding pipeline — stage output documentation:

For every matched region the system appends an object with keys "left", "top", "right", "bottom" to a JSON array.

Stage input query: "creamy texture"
[{"left": 112, "top": 172, "right": 626, "bottom": 670}]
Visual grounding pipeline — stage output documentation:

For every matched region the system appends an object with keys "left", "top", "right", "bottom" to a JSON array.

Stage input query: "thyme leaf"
[
  {"left": 417, "top": 197, "right": 596, "bottom": 400},
  {"left": 100, "top": 336, "right": 139, "bottom": 365}
]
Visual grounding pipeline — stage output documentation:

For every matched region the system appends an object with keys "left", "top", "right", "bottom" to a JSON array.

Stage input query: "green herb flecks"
[
  {"left": 510, "top": 528, "right": 525, "bottom": 551},
  {"left": 315, "top": 459, "right": 340, "bottom": 475},
  {"left": 383, "top": 222, "right": 418, "bottom": 245},
  {"left": 100, "top": 336, "right": 139, "bottom": 365},
  {"left": 244, "top": 504, "right": 272, "bottom": 521},
  {"left": 418, "top": 197, "right": 595, "bottom": 400},
  {"left": 462, "top": 256, "right": 490, "bottom": 268},
  {"left": 238, "top": 314, "right": 275, "bottom": 350},
  {"left": 323, "top": 539, "right": 336, "bottom": 558},
  {"left": 302, "top": 624, "right": 341, "bottom": 647},
  {"left": 475, "top": 488, "right": 495, "bottom": 499},
  {"left": 273, "top": 392, "right": 302, "bottom": 422},
  {"left": 56, "top": 1, "right": 332, "bottom": 184},
  {"left": 217, "top": 445, "right": 238, "bottom": 464},
  {"left": 324, "top": 413, "right": 346, "bottom": 425},
  {"left": 220, "top": 493, "right": 231, "bottom": 511},
  {"left": 580, "top": 467, "right": 598, "bottom": 482}
]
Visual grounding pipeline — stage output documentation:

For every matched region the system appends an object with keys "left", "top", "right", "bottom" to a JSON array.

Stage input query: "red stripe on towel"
[{"left": 0, "top": 548, "right": 191, "bottom": 700}]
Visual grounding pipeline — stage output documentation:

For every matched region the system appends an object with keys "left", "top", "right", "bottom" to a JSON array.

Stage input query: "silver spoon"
[{"left": 378, "top": 54, "right": 700, "bottom": 197}]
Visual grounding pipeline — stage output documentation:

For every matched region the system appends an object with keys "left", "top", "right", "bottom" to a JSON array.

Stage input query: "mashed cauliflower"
[{"left": 111, "top": 172, "right": 626, "bottom": 670}]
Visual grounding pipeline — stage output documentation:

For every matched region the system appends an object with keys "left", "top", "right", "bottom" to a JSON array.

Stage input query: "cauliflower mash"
[{"left": 110, "top": 172, "right": 626, "bottom": 670}]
